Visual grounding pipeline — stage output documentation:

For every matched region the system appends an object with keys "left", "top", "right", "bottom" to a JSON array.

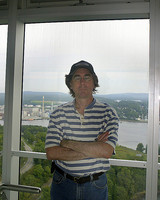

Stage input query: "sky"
[{"left": 0, "top": 19, "right": 149, "bottom": 95}]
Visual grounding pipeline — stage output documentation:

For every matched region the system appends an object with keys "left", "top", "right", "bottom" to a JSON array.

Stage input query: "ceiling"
[{"left": 0, "top": 0, "right": 150, "bottom": 10}]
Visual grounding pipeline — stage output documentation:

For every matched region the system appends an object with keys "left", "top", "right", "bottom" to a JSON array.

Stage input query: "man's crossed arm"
[{"left": 46, "top": 132, "right": 114, "bottom": 161}]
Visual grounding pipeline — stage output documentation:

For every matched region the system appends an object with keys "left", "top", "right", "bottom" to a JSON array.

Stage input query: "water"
[
  {"left": 22, "top": 119, "right": 49, "bottom": 127},
  {"left": 118, "top": 121, "right": 148, "bottom": 150},
  {"left": 0, "top": 119, "right": 148, "bottom": 150}
]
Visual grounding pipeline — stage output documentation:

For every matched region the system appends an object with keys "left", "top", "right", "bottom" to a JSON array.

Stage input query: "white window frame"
[{"left": 1, "top": 0, "right": 160, "bottom": 199}]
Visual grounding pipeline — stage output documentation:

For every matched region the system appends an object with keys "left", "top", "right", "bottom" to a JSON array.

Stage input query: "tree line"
[{"left": 103, "top": 99, "right": 148, "bottom": 121}]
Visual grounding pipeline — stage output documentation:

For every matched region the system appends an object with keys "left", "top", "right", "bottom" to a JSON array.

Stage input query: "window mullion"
[{"left": 2, "top": 0, "right": 24, "bottom": 199}]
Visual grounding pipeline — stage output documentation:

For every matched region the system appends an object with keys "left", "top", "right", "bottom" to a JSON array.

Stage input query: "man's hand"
[
  {"left": 60, "top": 139, "right": 71, "bottom": 148},
  {"left": 96, "top": 131, "right": 109, "bottom": 142}
]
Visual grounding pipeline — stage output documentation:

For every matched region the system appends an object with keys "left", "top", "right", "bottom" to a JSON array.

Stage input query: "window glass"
[
  {"left": 20, "top": 20, "right": 149, "bottom": 198},
  {"left": 0, "top": 25, "right": 7, "bottom": 184},
  {"left": 19, "top": 164, "right": 146, "bottom": 200},
  {"left": 107, "top": 166, "right": 146, "bottom": 200},
  {"left": 20, "top": 158, "right": 51, "bottom": 199},
  {"left": 22, "top": 19, "right": 149, "bottom": 153}
]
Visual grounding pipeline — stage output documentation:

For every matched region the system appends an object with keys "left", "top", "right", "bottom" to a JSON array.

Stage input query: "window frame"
[{"left": 1, "top": 1, "right": 160, "bottom": 200}]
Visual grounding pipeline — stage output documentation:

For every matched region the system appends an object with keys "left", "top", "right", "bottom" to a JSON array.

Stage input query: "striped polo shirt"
[{"left": 45, "top": 98, "right": 119, "bottom": 176}]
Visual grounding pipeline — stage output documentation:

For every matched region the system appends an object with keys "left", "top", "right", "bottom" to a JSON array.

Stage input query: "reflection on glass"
[{"left": 0, "top": 25, "right": 7, "bottom": 184}]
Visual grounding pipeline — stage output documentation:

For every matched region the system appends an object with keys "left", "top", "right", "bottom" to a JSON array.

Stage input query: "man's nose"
[{"left": 80, "top": 77, "right": 86, "bottom": 84}]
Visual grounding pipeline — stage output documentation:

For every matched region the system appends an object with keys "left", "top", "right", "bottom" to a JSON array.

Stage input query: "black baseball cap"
[
  {"left": 68, "top": 60, "right": 96, "bottom": 76},
  {"left": 65, "top": 60, "right": 99, "bottom": 92}
]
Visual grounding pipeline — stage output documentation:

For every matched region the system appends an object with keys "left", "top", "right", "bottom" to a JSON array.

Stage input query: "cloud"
[{"left": 98, "top": 71, "right": 148, "bottom": 94}]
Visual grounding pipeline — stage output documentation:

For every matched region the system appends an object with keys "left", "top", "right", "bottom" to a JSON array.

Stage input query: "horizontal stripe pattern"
[
  {"left": 56, "top": 159, "right": 110, "bottom": 176},
  {"left": 45, "top": 98, "right": 119, "bottom": 176}
]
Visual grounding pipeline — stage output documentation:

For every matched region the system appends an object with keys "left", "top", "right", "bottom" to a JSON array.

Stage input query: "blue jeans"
[{"left": 50, "top": 170, "right": 108, "bottom": 200}]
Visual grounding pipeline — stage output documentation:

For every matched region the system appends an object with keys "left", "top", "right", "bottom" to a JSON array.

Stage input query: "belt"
[{"left": 54, "top": 164, "right": 104, "bottom": 184}]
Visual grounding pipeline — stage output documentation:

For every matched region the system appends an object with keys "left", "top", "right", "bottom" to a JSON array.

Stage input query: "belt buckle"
[{"left": 73, "top": 177, "right": 80, "bottom": 183}]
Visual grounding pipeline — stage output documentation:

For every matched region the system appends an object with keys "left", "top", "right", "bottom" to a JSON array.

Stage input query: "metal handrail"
[{"left": 0, "top": 183, "right": 41, "bottom": 194}]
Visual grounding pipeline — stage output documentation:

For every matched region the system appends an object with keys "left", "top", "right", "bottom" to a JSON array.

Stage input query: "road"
[{"left": 20, "top": 141, "right": 34, "bottom": 174}]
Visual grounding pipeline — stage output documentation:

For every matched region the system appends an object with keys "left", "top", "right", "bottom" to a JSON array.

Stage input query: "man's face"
[{"left": 70, "top": 68, "right": 95, "bottom": 99}]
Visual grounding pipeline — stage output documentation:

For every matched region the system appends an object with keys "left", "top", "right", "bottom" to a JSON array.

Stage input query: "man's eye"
[
  {"left": 73, "top": 76, "right": 81, "bottom": 81},
  {"left": 84, "top": 76, "right": 91, "bottom": 80},
  {"left": 73, "top": 75, "right": 92, "bottom": 81}
]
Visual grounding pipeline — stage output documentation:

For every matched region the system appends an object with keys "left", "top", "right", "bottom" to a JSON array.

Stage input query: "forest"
[{"left": 0, "top": 124, "right": 158, "bottom": 200}]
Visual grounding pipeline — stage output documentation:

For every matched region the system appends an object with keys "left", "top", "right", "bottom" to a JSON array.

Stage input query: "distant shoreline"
[
  {"left": 120, "top": 119, "right": 148, "bottom": 123},
  {"left": 0, "top": 119, "right": 148, "bottom": 124}
]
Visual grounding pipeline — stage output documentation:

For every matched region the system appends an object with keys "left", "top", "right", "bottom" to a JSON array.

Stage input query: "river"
[{"left": 0, "top": 119, "right": 149, "bottom": 150}]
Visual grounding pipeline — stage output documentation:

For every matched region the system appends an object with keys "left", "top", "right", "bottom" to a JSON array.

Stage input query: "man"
[{"left": 45, "top": 60, "right": 119, "bottom": 200}]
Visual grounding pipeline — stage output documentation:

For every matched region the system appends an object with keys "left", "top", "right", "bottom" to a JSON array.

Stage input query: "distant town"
[
  {"left": 22, "top": 96, "right": 65, "bottom": 120},
  {"left": 0, "top": 98, "right": 65, "bottom": 121},
  {"left": 0, "top": 92, "right": 148, "bottom": 122}
]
